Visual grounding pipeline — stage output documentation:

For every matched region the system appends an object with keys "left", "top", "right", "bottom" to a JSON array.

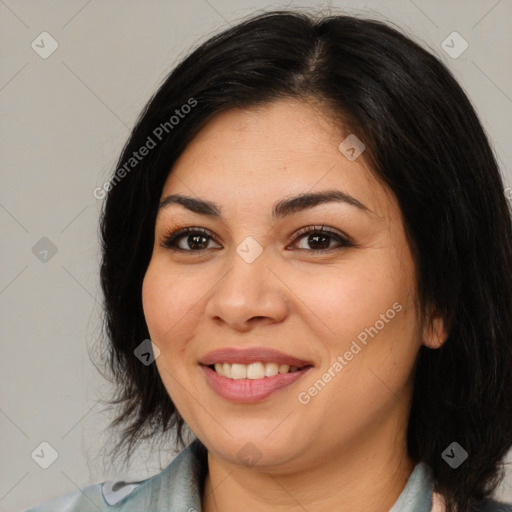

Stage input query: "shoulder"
[
  {"left": 25, "top": 477, "right": 151, "bottom": 512},
  {"left": 25, "top": 480, "right": 108, "bottom": 512},
  {"left": 476, "top": 499, "right": 512, "bottom": 512},
  {"left": 25, "top": 439, "right": 208, "bottom": 512}
]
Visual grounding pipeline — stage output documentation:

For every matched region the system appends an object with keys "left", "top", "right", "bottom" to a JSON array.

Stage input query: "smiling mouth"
[
  {"left": 201, "top": 362, "right": 313, "bottom": 403},
  {"left": 199, "top": 347, "right": 314, "bottom": 402},
  {"left": 207, "top": 362, "right": 311, "bottom": 379}
]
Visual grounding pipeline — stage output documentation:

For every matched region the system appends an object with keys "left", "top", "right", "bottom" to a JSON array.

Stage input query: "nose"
[{"left": 205, "top": 246, "right": 289, "bottom": 332}]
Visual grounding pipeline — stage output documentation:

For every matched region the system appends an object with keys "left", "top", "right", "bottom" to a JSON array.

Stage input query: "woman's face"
[{"left": 142, "top": 99, "right": 430, "bottom": 471}]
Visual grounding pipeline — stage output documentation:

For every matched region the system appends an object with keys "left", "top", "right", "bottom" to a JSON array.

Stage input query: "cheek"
[
  {"left": 142, "top": 264, "right": 166, "bottom": 337},
  {"left": 142, "top": 261, "right": 188, "bottom": 346},
  {"left": 302, "top": 264, "right": 405, "bottom": 344},
  {"left": 142, "top": 259, "right": 212, "bottom": 364},
  {"left": 142, "top": 262, "right": 197, "bottom": 401},
  {"left": 304, "top": 244, "right": 419, "bottom": 375}
]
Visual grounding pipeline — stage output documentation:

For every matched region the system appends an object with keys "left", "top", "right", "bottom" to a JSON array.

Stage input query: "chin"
[{"left": 199, "top": 426, "right": 310, "bottom": 470}]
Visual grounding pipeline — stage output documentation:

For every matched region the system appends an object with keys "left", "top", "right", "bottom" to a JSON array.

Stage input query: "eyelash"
[{"left": 160, "top": 225, "right": 354, "bottom": 254}]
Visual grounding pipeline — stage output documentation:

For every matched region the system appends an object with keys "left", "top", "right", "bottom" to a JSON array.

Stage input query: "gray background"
[{"left": 1, "top": 0, "right": 511, "bottom": 510}]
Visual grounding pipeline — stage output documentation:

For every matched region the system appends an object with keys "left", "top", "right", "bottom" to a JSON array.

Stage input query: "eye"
[
  {"left": 160, "top": 225, "right": 353, "bottom": 253},
  {"left": 161, "top": 227, "right": 221, "bottom": 252},
  {"left": 289, "top": 225, "right": 353, "bottom": 252}
]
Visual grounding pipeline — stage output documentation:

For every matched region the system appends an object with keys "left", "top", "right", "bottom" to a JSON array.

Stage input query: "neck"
[{"left": 201, "top": 416, "right": 415, "bottom": 512}]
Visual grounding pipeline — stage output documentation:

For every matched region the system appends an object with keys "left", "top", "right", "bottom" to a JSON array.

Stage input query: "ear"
[{"left": 422, "top": 309, "right": 448, "bottom": 349}]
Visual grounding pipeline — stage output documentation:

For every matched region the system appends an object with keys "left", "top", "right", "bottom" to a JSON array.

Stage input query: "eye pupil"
[
  {"left": 308, "top": 234, "right": 330, "bottom": 249},
  {"left": 188, "top": 234, "right": 208, "bottom": 250}
]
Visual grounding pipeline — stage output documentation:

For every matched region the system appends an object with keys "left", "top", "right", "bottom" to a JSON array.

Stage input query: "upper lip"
[{"left": 199, "top": 347, "right": 314, "bottom": 367}]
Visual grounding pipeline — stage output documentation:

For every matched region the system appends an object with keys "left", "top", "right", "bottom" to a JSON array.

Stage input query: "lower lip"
[{"left": 201, "top": 365, "right": 312, "bottom": 403}]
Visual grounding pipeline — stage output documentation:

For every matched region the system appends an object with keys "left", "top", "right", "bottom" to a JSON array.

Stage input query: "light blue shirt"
[{"left": 25, "top": 438, "right": 512, "bottom": 511}]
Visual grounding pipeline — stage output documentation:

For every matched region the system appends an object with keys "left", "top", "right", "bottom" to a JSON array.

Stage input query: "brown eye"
[
  {"left": 160, "top": 225, "right": 353, "bottom": 254},
  {"left": 290, "top": 226, "right": 353, "bottom": 252},
  {"left": 161, "top": 227, "right": 220, "bottom": 252}
]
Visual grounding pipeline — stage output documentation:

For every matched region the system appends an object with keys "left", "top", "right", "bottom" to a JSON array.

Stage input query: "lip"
[
  {"left": 199, "top": 347, "right": 314, "bottom": 403},
  {"left": 200, "top": 364, "right": 313, "bottom": 403},
  {"left": 199, "top": 347, "right": 313, "bottom": 367}
]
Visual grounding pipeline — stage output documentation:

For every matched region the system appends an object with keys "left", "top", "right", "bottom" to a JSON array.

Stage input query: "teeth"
[
  {"left": 231, "top": 363, "right": 247, "bottom": 379},
  {"left": 222, "top": 363, "right": 232, "bottom": 378},
  {"left": 278, "top": 364, "right": 290, "bottom": 374},
  {"left": 264, "top": 362, "right": 279, "bottom": 377},
  {"left": 212, "top": 362, "right": 304, "bottom": 379},
  {"left": 247, "top": 362, "right": 265, "bottom": 379}
]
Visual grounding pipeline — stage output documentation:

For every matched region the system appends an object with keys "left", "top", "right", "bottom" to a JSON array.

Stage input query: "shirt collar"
[{"left": 390, "top": 461, "right": 434, "bottom": 512}]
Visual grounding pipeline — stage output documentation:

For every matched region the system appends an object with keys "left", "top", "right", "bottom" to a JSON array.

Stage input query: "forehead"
[{"left": 160, "top": 99, "right": 398, "bottom": 222}]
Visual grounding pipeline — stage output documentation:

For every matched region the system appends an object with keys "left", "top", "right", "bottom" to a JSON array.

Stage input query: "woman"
[{"left": 27, "top": 10, "right": 512, "bottom": 512}]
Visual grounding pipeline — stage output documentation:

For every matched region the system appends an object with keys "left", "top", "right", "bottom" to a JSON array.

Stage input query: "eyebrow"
[{"left": 158, "top": 190, "right": 371, "bottom": 220}]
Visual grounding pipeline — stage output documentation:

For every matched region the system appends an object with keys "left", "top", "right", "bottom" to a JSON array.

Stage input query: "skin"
[{"left": 142, "top": 98, "right": 447, "bottom": 512}]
